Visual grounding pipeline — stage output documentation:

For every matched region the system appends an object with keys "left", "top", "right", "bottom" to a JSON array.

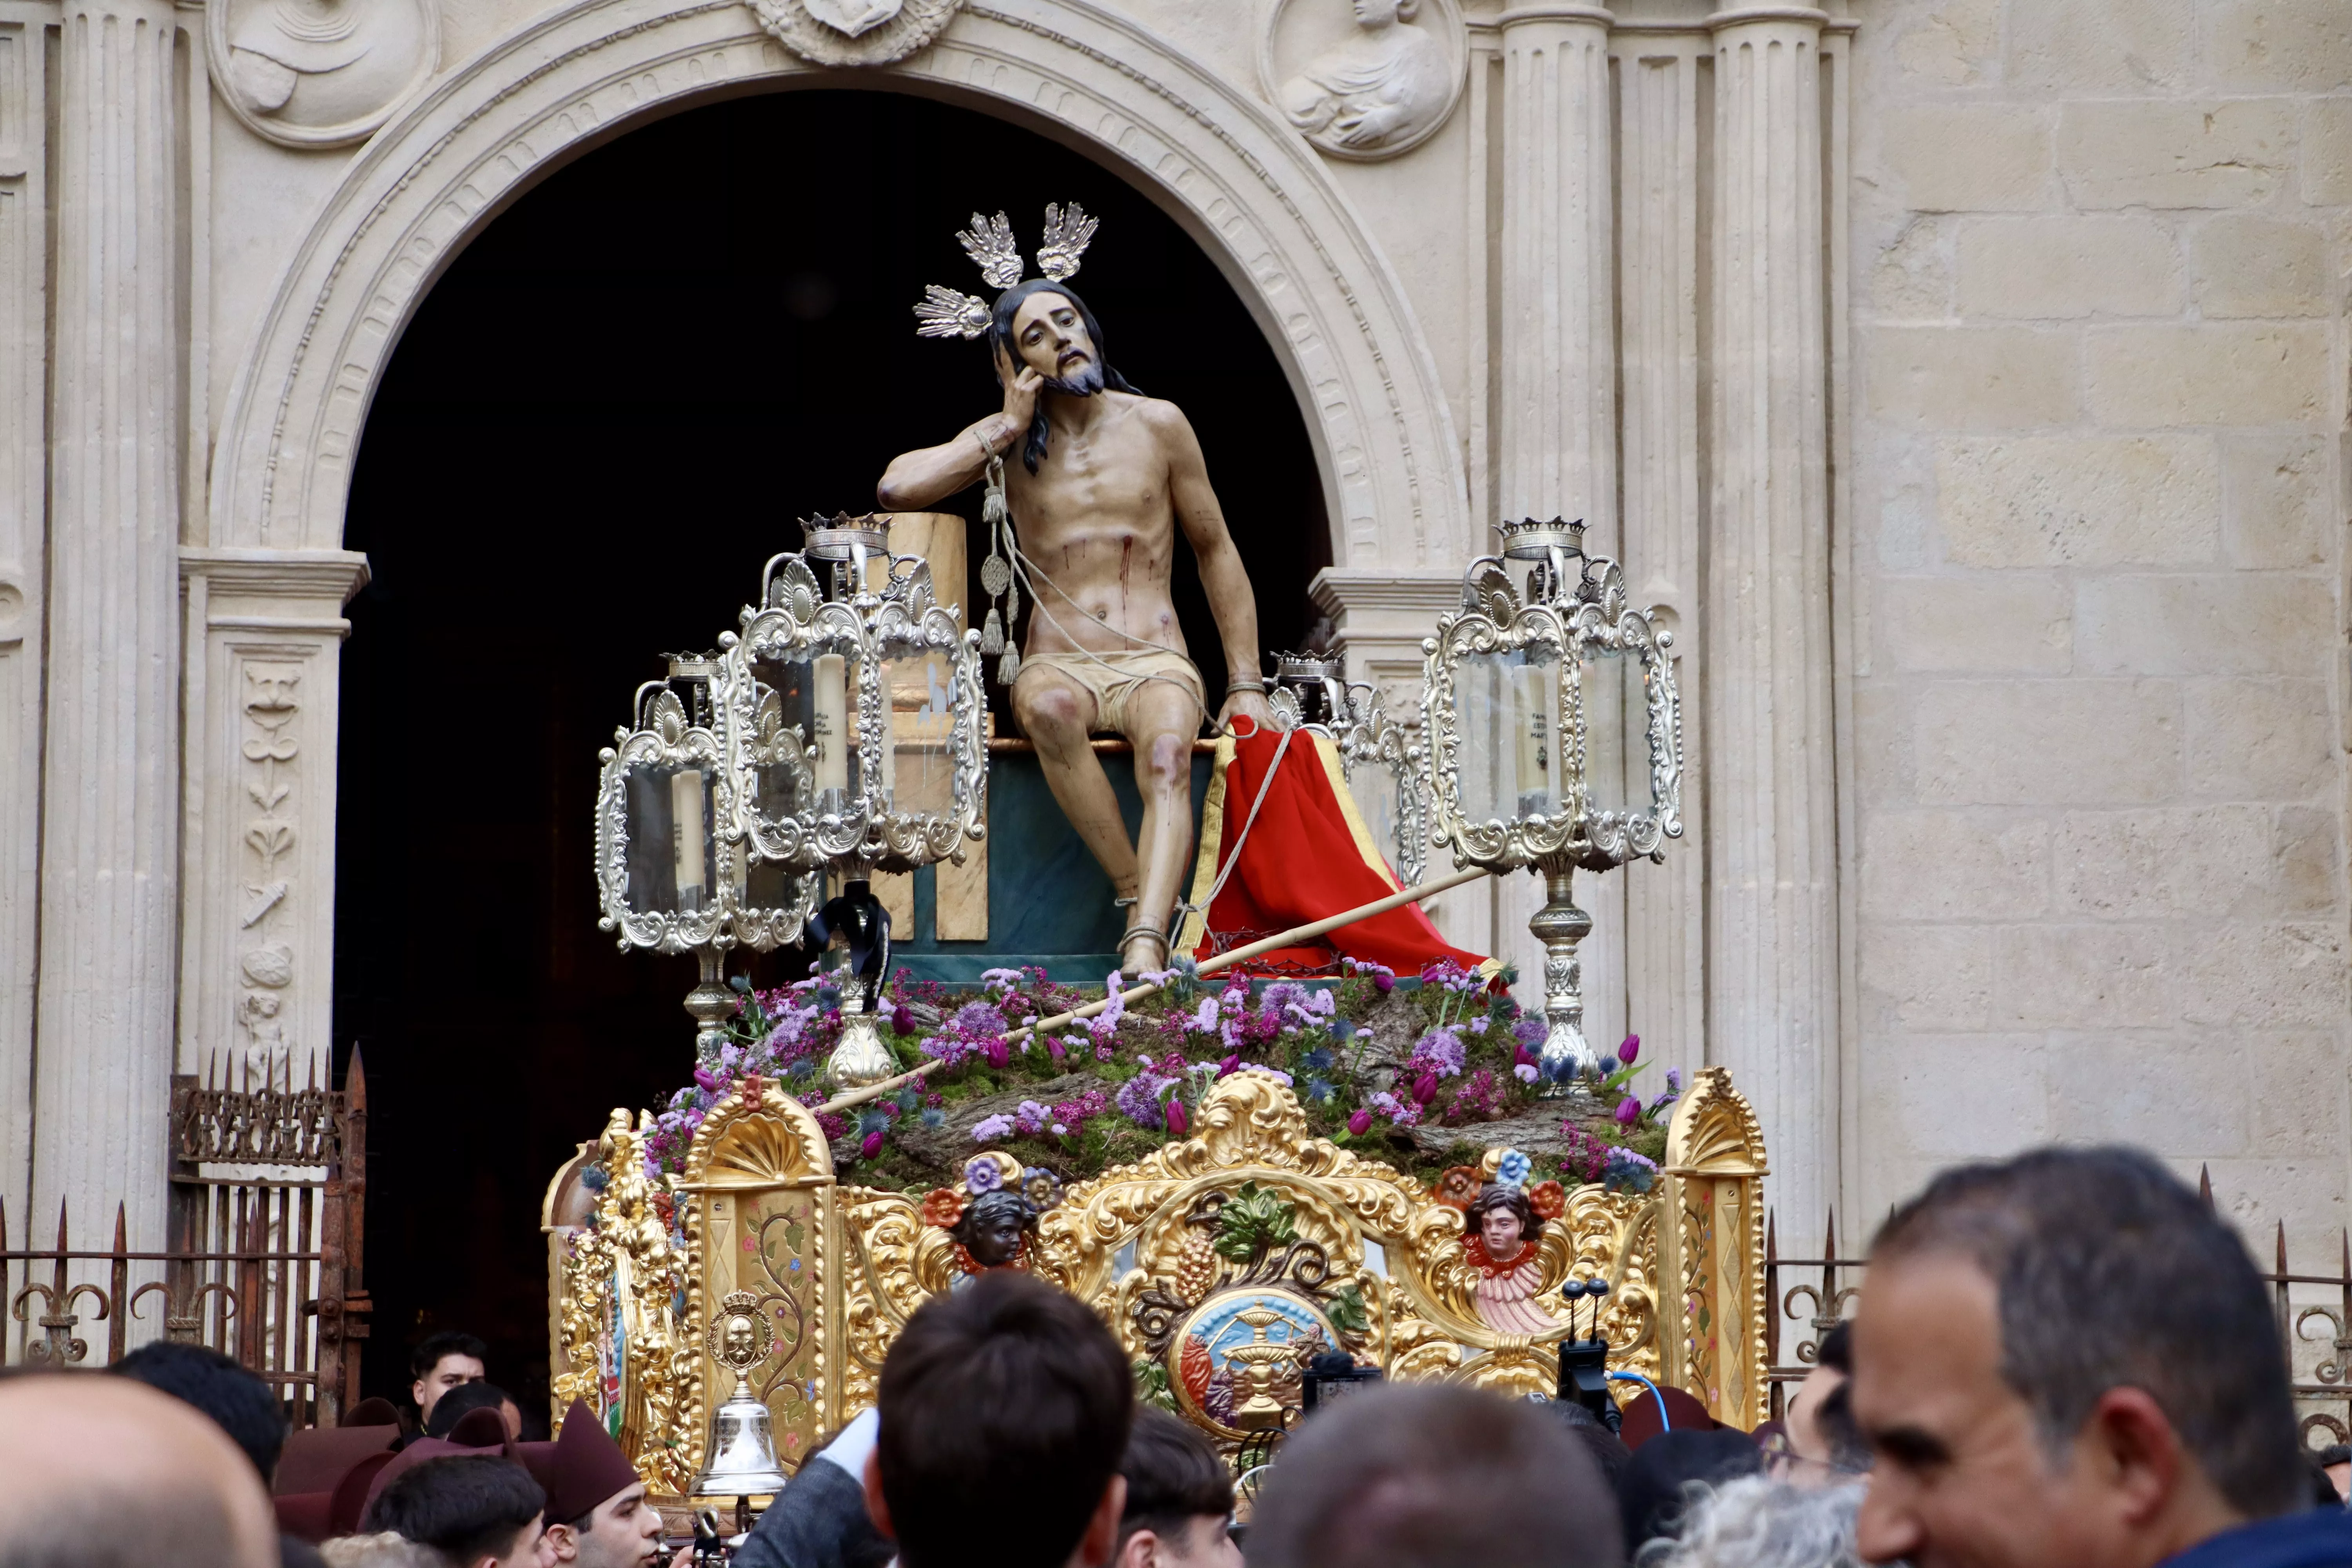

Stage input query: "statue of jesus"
[{"left": 880, "top": 207, "right": 1272, "bottom": 976}]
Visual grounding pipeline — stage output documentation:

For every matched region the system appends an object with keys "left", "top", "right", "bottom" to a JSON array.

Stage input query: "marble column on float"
[
  {"left": 1705, "top": 3, "right": 1838, "bottom": 1226},
  {"left": 35, "top": 0, "right": 183, "bottom": 1255},
  {"left": 1495, "top": 2, "right": 1623, "bottom": 1049}
]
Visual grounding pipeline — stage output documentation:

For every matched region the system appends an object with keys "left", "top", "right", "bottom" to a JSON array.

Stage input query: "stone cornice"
[{"left": 181, "top": 547, "right": 372, "bottom": 606}]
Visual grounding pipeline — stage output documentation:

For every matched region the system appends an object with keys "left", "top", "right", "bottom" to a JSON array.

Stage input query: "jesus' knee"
[
  {"left": 1140, "top": 730, "right": 1191, "bottom": 794},
  {"left": 1013, "top": 677, "right": 1090, "bottom": 749}
]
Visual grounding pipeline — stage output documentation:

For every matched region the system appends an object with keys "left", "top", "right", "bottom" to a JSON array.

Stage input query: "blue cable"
[{"left": 1606, "top": 1371, "right": 1668, "bottom": 1431}]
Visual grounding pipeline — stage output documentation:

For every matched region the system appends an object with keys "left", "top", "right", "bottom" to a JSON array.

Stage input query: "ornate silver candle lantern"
[
  {"left": 1421, "top": 518, "right": 1684, "bottom": 1081},
  {"left": 594, "top": 659, "right": 820, "bottom": 1062},
  {"left": 717, "top": 514, "right": 987, "bottom": 1087}
]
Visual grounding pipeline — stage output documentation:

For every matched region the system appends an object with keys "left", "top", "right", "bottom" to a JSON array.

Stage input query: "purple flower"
[
  {"left": 1614, "top": 1096, "right": 1641, "bottom": 1126},
  {"left": 971, "top": 1114, "right": 1014, "bottom": 1143},
  {"left": 693, "top": 1066, "right": 725, "bottom": 1094},
  {"left": 1617, "top": 1034, "right": 1641, "bottom": 1065},
  {"left": 985, "top": 1038, "right": 1010, "bottom": 1069},
  {"left": 1512, "top": 1016, "right": 1547, "bottom": 1051},
  {"left": 891, "top": 1004, "right": 916, "bottom": 1035},
  {"left": 1218, "top": 1054, "right": 1240, "bottom": 1078},
  {"left": 1165, "top": 1099, "right": 1189, "bottom": 1136},
  {"left": 963, "top": 1156, "right": 1003, "bottom": 1193},
  {"left": 1514, "top": 1063, "right": 1539, "bottom": 1084},
  {"left": 1347, "top": 1109, "right": 1373, "bottom": 1136},
  {"left": 1047, "top": 1037, "right": 1066, "bottom": 1062},
  {"left": 1413, "top": 1072, "right": 1439, "bottom": 1105},
  {"left": 859, "top": 1130, "right": 884, "bottom": 1159},
  {"left": 1666, "top": 1067, "right": 1683, "bottom": 1094},
  {"left": 1374, "top": 972, "right": 1395, "bottom": 994},
  {"left": 1410, "top": 1027, "right": 1466, "bottom": 1080}
]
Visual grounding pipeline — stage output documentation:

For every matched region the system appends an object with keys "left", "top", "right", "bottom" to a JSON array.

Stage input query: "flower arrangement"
[{"left": 635, "top": 955, "right": 1681, "bottom": 1201}]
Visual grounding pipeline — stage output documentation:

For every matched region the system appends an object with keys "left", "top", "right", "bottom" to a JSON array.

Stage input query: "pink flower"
[
  {"left": 1374, "top": 972, "right": 1394, "bottom": 993},
  {"left": 1165, "top": 1099, "right": 1189, "bottom": 1136},
  {"left": 1047, "top": 1037, "right": 1066, "bottom": 1062},
  {"left": 1413, "top": 1072, "right": 1439, "bottom": 1105},
  {"left": 1218, "top": 1054, "right": 1240, "bottom": 1078},
  {"left": 1617, "top": 1034, "right": 1641, "bottom": 1065},
  {"left": 1347, "top": 1109, "right": 1373, "bottom": 1136},
  {"left": 1613, "top": 1095, "right": 1641, "bottom": 1126},
  {"left": 860, "top": 1129, "right": 885, "bottom": 1158},
  {"left": 984, "top": 1038, "right": 1009, "bottom": 1069}
]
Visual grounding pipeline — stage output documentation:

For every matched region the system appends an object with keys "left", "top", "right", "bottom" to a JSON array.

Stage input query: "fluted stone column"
[
  {"left": 1706, "top": 5, "right": 1837, "bottom": 1225},
  {"left": 1497, "top": 4, "right": 1623, "bottom": 1045},
  {"left": 35, "top": 0, "right": 183, "bottom": 1251}
]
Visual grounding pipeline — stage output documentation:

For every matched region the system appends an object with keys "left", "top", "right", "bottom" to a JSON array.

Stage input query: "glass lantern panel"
[
  {"left": 1452, "top": 646, "right": 1564, "bottom": 824},
  {"left": 882, "top": 648, "right": 958, "bottom": 820},
  {"left": 622, "top": 761, "right": 715, "bottom": 915},
  {"left": 1578, "top": 644, "right": 1651, "bottom": 821},
  {"left": 748, "top": 655, "right": 820, "bottom": 826},
  {"left": 743, "top": 853, "right": 807, "bottom": 920}
]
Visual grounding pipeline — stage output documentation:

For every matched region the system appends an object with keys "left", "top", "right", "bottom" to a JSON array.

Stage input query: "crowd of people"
[{"left": 3, "top": 1145, "right": 2349, "bottom": 1567}]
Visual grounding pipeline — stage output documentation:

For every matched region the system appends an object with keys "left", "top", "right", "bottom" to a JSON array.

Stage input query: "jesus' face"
[
  {"left": 1481, "top": 1205, "right": 1524, "bottom": 1258},
  {"left": 1009, "top": 291, "right": 1102, "bottom": 394}
]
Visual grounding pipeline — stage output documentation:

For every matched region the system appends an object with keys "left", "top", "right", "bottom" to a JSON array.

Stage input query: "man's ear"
[
  {"left": 863, "top": 1450, "right": 896, "bottom": 1541},
  {"left": 1113, "top": 1524, "right": 1157, "bottom": 1568},
  {"left": 2084, "top": 1386, "right": 2185, "bottom": 1525},
  {"left": 1078, "top": 1475, "right": 1129, "bottom": 1568},
  {"left": 541, "top": 1523, "right": 580, "bottom": 1563}
]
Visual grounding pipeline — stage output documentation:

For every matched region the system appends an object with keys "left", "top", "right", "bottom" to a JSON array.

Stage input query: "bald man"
[{"left": 0, "top": 1372, "right": 278, "bottom": 1568}]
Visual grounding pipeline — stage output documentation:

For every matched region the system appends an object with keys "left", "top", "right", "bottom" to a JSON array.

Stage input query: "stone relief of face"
[
  {"left": 723, "top": 1315, "right": 757, "bottom": 1363},
  {"left": 1480, "top": 1205, "right": 1524, "bottom": 1258},
  {"left": 1009, "top": 292, "right": 1098, "bottom": 388},
  {"left": 1350, "top": 0, "right": 1409, "bottom": 27}
]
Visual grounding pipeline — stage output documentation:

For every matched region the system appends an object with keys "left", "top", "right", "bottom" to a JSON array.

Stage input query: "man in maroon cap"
[{"left": 526, "top": 1401, "right": 688, "bottom": 1568}]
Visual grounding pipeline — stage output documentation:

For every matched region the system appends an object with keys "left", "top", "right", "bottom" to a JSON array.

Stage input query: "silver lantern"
[{"left": 1421, "top": 518, "right": 1684, "bottom": 1082}]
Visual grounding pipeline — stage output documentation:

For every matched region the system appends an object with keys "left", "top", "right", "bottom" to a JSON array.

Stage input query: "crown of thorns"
[{"left": 912, "top": 202, "right": 1098, "bottom": 341}]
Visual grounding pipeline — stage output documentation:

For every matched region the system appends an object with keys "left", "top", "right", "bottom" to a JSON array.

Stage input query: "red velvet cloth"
[{"left": 1181, "top": 730, "right": 1488, "bottom": 975}]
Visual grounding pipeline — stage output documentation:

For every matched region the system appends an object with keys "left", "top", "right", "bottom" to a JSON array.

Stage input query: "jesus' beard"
[{"left": 1044, "top": 359, "right": 1107, "bottom": 398}]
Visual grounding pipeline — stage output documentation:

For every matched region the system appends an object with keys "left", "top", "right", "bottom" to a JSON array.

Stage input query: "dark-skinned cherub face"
[{"left": 957, "top": 1189, "right": 1036, "bottom": 1269}]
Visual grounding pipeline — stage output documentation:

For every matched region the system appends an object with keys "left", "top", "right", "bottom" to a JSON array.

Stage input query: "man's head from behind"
[
  {"left": 1245, "top": 1382, "right": 1621, "bottom": 1568},
  {"left": 0, "top": 1372, "right": 279, "bottom": 1568},
  {"left": 1851, "top": 1146, "right": 2302, "bottom": 1568},
  {"left": 113, "top": 1339, "right": 289, "bottom": 1484},
  {"left": 362, "top": 1455, "right": 546, "bottom": 1568},
  {"left": 869, "top": 1272, "right": 1134, "bottom": 1568},
  {"left": 411, "top": 1330, "right": 488, "bottom": 1423},
  {"left": 1116, "top": 1408, "right": 1238, "bottom": 1568}
]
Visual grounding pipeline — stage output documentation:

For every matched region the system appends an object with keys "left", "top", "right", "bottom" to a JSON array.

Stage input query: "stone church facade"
[{"left": 0, "top": 0, "right": 2343, "bottom": 1272}]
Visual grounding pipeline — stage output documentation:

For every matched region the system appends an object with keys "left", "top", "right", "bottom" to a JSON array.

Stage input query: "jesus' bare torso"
[{"left": 877, "top": 288, "right": 1270, "bottom": 975}]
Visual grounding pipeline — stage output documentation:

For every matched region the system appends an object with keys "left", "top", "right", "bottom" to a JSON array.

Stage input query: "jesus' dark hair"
[{"left": 989, "top": 279, "right": 1140, "bottom": 475}]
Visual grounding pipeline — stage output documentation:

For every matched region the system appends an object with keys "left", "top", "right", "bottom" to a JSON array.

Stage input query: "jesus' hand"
[
  {"left": 992, "top": 340, "right": 1044, "bottom": 433},
  {"left": 1216, "top": 687, "right": 1276, "bottom": 736}
]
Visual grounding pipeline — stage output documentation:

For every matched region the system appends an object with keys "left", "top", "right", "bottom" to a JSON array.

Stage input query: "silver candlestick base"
[{"left": 1528, "top": 860, "right": 1598, "bottom": 1090}]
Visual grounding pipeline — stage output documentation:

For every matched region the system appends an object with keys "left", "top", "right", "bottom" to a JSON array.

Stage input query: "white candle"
[
  {"left": 878, "top": 690, "right": 898, "bottom": 806},
  {"left": 670, "top": 766, "right": 708, "bottom": 911},
  {"left": 813, "top": 654, "right": 849, "bottom": 796},
  {"left": 1513, "top": 662, "right": 1553, "bottom": 811}
]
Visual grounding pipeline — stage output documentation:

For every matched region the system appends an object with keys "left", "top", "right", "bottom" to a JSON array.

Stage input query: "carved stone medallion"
[
  {"left": 207, "top": 0, "right": 440, "bottom": 149},
  {"left": 750, "top": 0, "right": 962, "bottom": 66},
  {"left": 1259, "top": 0, "right": 1466, "bottom": 162}
]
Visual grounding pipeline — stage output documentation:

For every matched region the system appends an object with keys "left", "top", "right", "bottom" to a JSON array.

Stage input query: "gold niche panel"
[{"left": 544, "top": 1068, "right": 1770, "bottom": 1494}]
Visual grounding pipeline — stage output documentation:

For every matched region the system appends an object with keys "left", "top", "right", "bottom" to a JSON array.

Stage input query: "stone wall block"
[
  {"left": 1869, "top": 1034, "right": 2051, "bottom": 1159},
  {"left": 2192, "top": 217, "right": 2333, "bottom": 318},
  {"left": 1880, "top": 104, "right": 2054, "bottom": 212},
  {"left": 1871, "top": 575, "right": 2073, "bottom": 673},
  {"left": 2180, "top": 923, "right": 2349, "bottom": 1026},
  {"left": 1869, "top": 327, "right": 2079, "bottom": 430},
  {"left": 1890, "top": 0, "right": 1998, "bottom": 88},
  {"left": 2052, "top": 804, "right": 2284, "bottom": 920},
  {"left": 1870, "top": 214, "right": 1953, "bottom": 320},
  {"left": 2208, "top": 0, "right": 2352, "bottom": 93},
  {"left": 2074, "top": 574, "right": 2333, "bottom": 677},
  {"left": 1860, "top": 811, "right": 2050, "bottom": 920},
  {"left": 2305, "top": 100, "right": 2352, "bottom": 205},
  {"left": 1914, "top": 679, "right": 2181, "bottom": 806},
  {"left": 2007, "top": 0, "right": 2193, "bottom": 96},
  {"left": 1939, "top": 435, "right": 2219, "bottom": 568},
  {"left": 2184, "top": 677, "right": 2336, "bottom": 800},
  {"left": 1994, "top": 926, "right": 2174, "bottom": 1029},
  {"left": 2243, "top": 1033, "right": 2352, "bottom": 1155},
  {"left": 2223, "top": 432, "right": 2333, "bottom": 569},
  {"left": 2086, "top": 323, "right": 2329, "bottom": 426},
  {"left": 1955, "top": 216, "right": 2183, "bottom": 320},
  {"left": 2046, "top": 1034, "right": 2248, "bottom": 1155},
  {"left": 2272, "top": 806, "right": 2345, "bottom": 916},
  {"left": 1859, "top": 924, "right": 1996, "bottom": 1031},
  {"left": 2058, "top": 101, "right": 2293, "bottom": 209},
  {"left": 1853, "top": 680, "right": 1920, "bottom": 805}
]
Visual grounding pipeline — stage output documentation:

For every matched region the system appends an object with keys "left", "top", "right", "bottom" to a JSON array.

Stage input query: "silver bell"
[{"left": 692, "top": 1293, "right": 792, "bottom": 1498}]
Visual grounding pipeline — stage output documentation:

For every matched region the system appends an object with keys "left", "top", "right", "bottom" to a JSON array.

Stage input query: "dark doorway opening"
[{"left": 335, "top": 87, "right": 1328, "bottom": 1422}]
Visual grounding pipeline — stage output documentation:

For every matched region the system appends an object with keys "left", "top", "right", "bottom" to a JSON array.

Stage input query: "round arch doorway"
[{"left": 334, "top": 87, "right": 1326, "bottom": 1419}]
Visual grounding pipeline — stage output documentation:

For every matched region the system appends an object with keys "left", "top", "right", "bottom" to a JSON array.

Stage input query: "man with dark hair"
[
  {"left": 361, "top": 1455, "right": 548, "bottom": 1568},
  {"left": 426, "top": 1381, "right": 524, "bottom": 1442},
  {"left": 0, "top": 1373, "right": 279, "bottom": 1568},
  {"left": 1245, "top": 1382, "right": 1621, "bottom": 1568},
  {"left": 862, "top": 1271, "right": 1134, "bottom": 1568},
  {"left": 114, "top": 1339, "right": 290, "bottom": 1484},
  {"left": 1114, "top": 1408, "right": 1238, "bottom": 1568},
  {"left": 410, "top": 1330, "right": 489, "bottom": 1430},
  {"left": 1772, "top": 1319, "right": 1867, "bottom": 1485},
  {"left": 1851, "top": 1145, "right": 2351, "bottom": 1568},
  {"left": 526, "top": 1401, "right": 688, "bottom": 1568}
]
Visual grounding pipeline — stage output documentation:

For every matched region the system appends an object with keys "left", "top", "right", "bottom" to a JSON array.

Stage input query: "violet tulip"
[
  {"left": 984, "top": 1038, "right": 1009, "bottom": 1069},
  {"left": 891, "top": 1004, "right": 916, "bottom": 1035},
  {"left": 1348, "top": 1108, "right": 1373, "bottom": 1136},
  {"left": 860, "top": 1129, "right": 884, "bottom": 1158},
  {"left": 1613, "top": 1095, "right": 1641, "bottom": 1127},
  {"left": 693, "top": 1066, "right": 724, "bottom": 1095},
  {"left": 1373, "top": 971, "right": 1395, "bottom": 993},
  {"left": 1413, "top": 1072, "right": 1439, "bottom": 1105},
  {"left": 1617, "top": 1034, "right": 1641, "bottom": 1065},
  {"left": 1218, "top": 1053, "right": 1240, "bottom": 1078},
  {"left": 1165, "top": 1098, "right": 1189, "bottom": 1136}
]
